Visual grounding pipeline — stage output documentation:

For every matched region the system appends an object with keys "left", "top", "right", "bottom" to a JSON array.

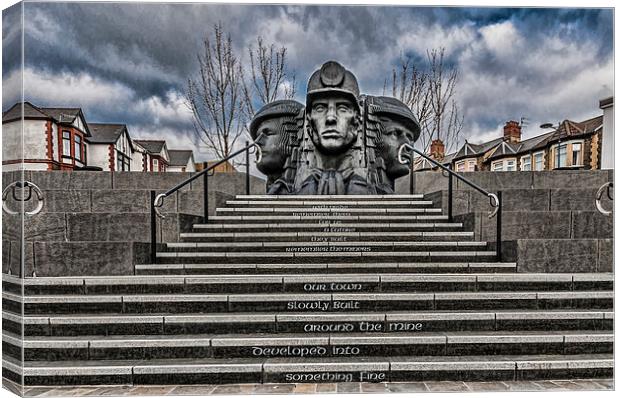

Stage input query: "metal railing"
[
  {"left": 2, "top": 181, "right": 44, "bottom": 216},
  {"left": 150, "top": 141, "right": 260, "bottom": 263},
  {"left": 398, "top": 143, "right": 503, "bottom": 261},
  {"left": 595, "top": 182, "right": 613, "bottom": 216}
]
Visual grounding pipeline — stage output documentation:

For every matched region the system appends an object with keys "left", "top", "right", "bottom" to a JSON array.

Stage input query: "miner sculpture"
[{"left": 249, "top": 60, "right": 421, "bottom": 195}]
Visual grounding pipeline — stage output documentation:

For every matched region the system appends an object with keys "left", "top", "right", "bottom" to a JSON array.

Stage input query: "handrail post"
[
  {"left": 150, "top": 190, "right": 157, "bottom": 264},
  {"left": 496, "top": 191, "right": 502, "bottom": 262},
  {"left": 448, "top": 173, "right": 453, "bottom": 222},
  {"left": 245, "top": 142, "right": 250, "bottom": 195},
  {"left": 409, "top": 154, "right": 414, "bottom": 194},
  {"left": 203, "top": 172, "right": 209, "bottom": 223}
]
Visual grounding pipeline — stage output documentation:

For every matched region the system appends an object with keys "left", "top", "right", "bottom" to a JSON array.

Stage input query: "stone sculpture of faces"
[
  {"left": 249, "top": 100, "right": 304, "bottom": 177},
  {"left": 306, "top": 61, "right": 362, "bottom": 157},
  {"left": 373, "top": 96, "right": 421, "bottom": 179},
  {"left": 308, "top": 94, "right": 360, "bottom": 155}
]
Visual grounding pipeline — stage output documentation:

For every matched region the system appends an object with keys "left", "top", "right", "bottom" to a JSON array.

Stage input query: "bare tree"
[
  {"left": 385, "top": 48, "right": 464, "bottom": 154},
  {"left": 427, "top": 48, "right": 463, "bottom": 154},
  {"left": 243, "top": 36, "right": 296, "bottom": 118},
  {"left": 186, "top": 23, "right": 247, "bottom": 159}
]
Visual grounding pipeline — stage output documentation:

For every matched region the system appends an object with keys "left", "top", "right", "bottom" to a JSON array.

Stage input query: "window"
[
  {"left": 534, "top": 152, "right": 544, "bottom": 171},
  {"left": 62, "top": 131, "right": 71, "bottom": 157},
  {"left": 467, "top": 160, "right": 476, "bottom": 171},
  {"left": 74, "top": 135, "right": 82, "bottom": 161},
  {"left": 572, "top": 143, "right": 582, "bottom": 166},
  {"left": 521, "top": 155, "right": 531, "bottom": 171},
  {"left": 153, "top": 158, "right": 158, "bottom": 171},
  {"left": 555, "top": 144, "right": 567, "bottom": 168},
  {"left": 116, "top": 151, "right": 131, "bottom": 171},
  {"left": 506, "top": 160, "right": 516, "bottom": 171},
  {"left": 455, "top": 161, "right": 465, "bottom": 172},
  {"left": 492, "top": 161, "right": 503, "bottom": 171}
]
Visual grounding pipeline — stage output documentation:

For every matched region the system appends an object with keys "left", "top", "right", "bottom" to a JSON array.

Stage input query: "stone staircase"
[{"left": 2, "top": 194, "right": 613, "bottom": 387}]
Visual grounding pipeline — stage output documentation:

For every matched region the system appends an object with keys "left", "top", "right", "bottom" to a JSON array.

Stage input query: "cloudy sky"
[{"left": 2, "top": 1, "right": 613, "bottom": 160}]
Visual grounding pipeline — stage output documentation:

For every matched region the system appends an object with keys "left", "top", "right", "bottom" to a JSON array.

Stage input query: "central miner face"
[{"left": 308, "top": 95, "right": 359, "bottom": 155}]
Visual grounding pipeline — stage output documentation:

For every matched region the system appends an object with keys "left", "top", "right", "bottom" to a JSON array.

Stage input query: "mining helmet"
[
  {"left": 370, "top": 96, "right": 421, "bottom": 142},
  {"left": 249, "top": 99, "right": 304, "bottom": 140},
  {"left": 306, "top": 61, "right": 360, "bottom": 111}
]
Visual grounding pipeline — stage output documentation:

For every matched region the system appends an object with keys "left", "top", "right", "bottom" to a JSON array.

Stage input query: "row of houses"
[
  {"left": 417, "top": 97, "right": 614, "bottom": 172},
  {"left": 2, "top": 98, "right": 613, "bottom": 174},
  {"left": 2, "top": 102, "right": 197, "bottom": 173}
]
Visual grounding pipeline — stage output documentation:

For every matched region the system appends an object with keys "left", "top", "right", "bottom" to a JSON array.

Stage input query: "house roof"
[
  {"left": 87, "top": 123, "right": 128, "bottom": 144},
  {"left": 3, "top": 101, "right": 91, "bottom": 136},
  {"left": 2, "top": 102, "right": 49, "bottom": 122},
  {"left": 134, "top": 140, "right": 166, "bottom": 154},
  {"left": 453, "top": 137, "right": 503, "bottom": 161},
  {"left": 168, "top": 150, "right": 194, "bottom": 166},
  {"left": 414, "top": 152, "right": 455, "bottom": 171},
  {"left": 39, "top": 107, "right": 81, "bottom": 124}
]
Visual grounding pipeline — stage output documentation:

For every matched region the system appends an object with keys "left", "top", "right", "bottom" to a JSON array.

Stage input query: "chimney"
[
  {"left": 430, "top": 139, "right": 445, "bottom": 160},
  {"left": 503, "top": 120, "right": 521, "bottom": 144}
]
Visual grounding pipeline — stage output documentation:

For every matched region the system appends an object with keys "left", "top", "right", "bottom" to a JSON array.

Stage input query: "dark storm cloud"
[{"left": 3, "top": 2, "right": 613, "bottom": 156}]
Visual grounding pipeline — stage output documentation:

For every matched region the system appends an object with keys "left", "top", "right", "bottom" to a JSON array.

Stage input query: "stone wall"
[
  {"left": 406, "top": 170, "right": 614, "bottom": 273},
  {"left": 2, "top": 171, "right": 267, "bottom": 277}
]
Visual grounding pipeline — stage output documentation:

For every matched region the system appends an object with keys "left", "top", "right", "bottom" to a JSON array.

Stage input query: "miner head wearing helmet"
[
  {"left": 372, "top": 96, "right": 421, "bottom": 178},
  {"left": 306, "top": 61, "right": 362, "bottom": 156},
  {"left": 249, "top": 99, "right": 304, "bottom": 176}
]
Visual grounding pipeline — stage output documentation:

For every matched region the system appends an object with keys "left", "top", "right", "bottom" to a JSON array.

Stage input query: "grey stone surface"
[
  {"left": 480, "top": 211, "right": 571, "bottom": 241},
  {"left": 571, "top": 211, "right": 613, "bottom": 239},
  {"left": 178, "top": 190, "right": 233, "bottom": 217},
  {"left": 598, "top": 239, "right": 613, "bottom": 272},
  {"left": 190, "top": 173, "right": 267, "bottom": 195},
  {"left": 67, "top": 213, "right": 150, "bottom": 242},
  {"left": 30, "top": 171, "right": 113, "bottom": 190},
  {"left": 31, "top": 242, "right": 134, "bottom": 276},
  {"left": 533, "top": 170, "right": 609, "bottom": 189},
  {"left": 90, "top": 190, "right": 150, "bottom": 213},
  {"left": 112, "top": 172, "right": 193, "bottom": 190},
  {"left": 40, "top": 190, "right": 91, "bottom": 213},
  {"left": 550, "top": 188, "right": 610, "bottom": 211},
  {"left": 3, "top": 213, "right": 66, "bottom": 242},
  {"left": 517, "top": 239, "right": 599, "bottom": 273}
]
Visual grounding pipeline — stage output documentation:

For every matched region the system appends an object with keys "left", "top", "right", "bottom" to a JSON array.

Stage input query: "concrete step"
[
  {"left": 165, "top": 241, "right": 488, "bottom": 253},
  {"left": 4, "top": 273, "right": 612, "bottom": 296},
  {"left": 4, "top": 290, "right": 613, "bottom": 315},
  {"left": 192, "top": 222, "right": 465, "bottom": 233},
  {"left": 235, "top": 194, "right": 426, "bottom": 200},
  {"left": 216, "top": 207, "right": 441, "bottom": 215},
  {"left": 154, "top": 250, "right": 498, "bottom": 264},
  {"left": 205, "top": 215, "right": 450, "bottom": 223},
  {"left": 3, "top": 354, "right": 613, "bottom": 385},
  {"left": 135, "top": 262, "right": 516, "bottom": 275},
  {"left": 5, "top": 310, "right": 612, "bottom": 337},
  {"left": 179, "top": 231, "right": 475, "bottom": 243},
  {"left": 225, "top": 200, "right": 432, "bottom": 208},
  {"left": 5, "top": 330, "right": 613, "bottom": 362}
]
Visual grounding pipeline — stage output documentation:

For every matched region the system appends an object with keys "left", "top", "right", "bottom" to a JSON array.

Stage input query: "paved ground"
[{"left": 2, "top": 378, "right": 614, "bottom": 396}]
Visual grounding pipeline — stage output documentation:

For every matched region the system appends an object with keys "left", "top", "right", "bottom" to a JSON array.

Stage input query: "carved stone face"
[
  {"left": 379, "top": 116, "right": 416, "bottom": 178},
  {"left": 254, "top": 118, "right": 287, "bottom": 176},
  {"left": 308, "top": 95, "right": 360, "bottom": 155}
]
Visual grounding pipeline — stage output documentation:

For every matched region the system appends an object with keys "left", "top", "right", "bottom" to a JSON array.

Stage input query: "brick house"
[
  {"left": 86, "top": 123, "right": 134, "bottom": 171},
  {"left": 133, "top": 140, "right": 170, "bottom": 172},
  {"left": 2, "top": 102, "right": 92, "bottom": 171},
  {"left": 418, "top": 116, "right": 603, "bottom": 172},
  {"left": 167, "top": 150, "right": 196, "bottom": 172}
]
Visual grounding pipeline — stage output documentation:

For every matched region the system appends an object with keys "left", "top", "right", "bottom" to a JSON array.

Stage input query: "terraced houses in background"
[{"left": 1, "top": 102, "right": 198, "bottom": 173}]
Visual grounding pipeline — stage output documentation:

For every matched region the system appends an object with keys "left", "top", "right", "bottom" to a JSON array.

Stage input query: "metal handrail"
[
  {"left": 150, "top": 141, "right": 260, "bottom": 262},
  {"left": 2, "top": 181, "right": 44, "bottom": 216},
  {"left": 398, "top": 143, "right": 503, "bottom": 261},
  {"left": 595, "top": 182, "right": 613, "bottom": 216}
]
